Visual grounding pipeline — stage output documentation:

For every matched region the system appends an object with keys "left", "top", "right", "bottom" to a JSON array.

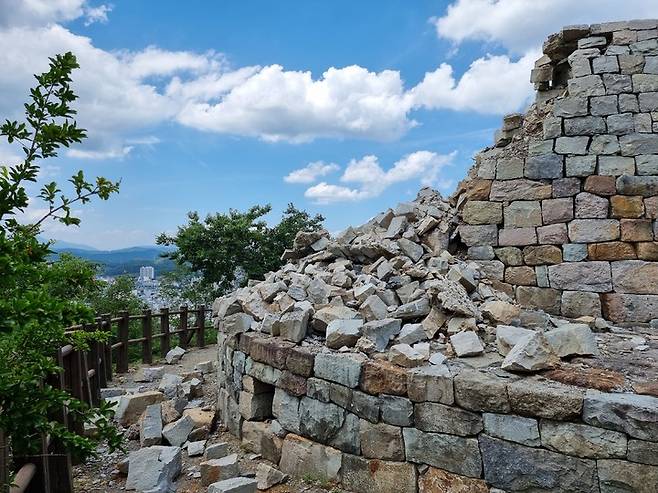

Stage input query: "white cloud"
[
  {"left": 304, "top": 151, "right": 456, "bottom": 204},
  {"left": 67, "top": 145, "right": 133, "bottom": 159},
  {"left": 84, "top": 4, "right": 112, "bottom": 26},
  {"left": 0, "top": 0, "right": 87, "bottom": 27},
  {"left": 284, "top": 161, "right": 340, "bottom": 184},
  {"left": 435, "top": 0, "right": 658, "bottom": 54},
  {"left": 411, "top": 51, "right": 538, "bottom": 114}
]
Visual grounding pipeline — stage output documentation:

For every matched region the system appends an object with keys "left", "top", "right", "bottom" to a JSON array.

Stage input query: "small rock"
[
  {"left": 135, "top": 366, "right": 165, "bottom": 383},
  {"left": 201, "top": 453, "right": 239, "bottom": 486},
  {"left": 501, "top": 332, "right": 559, "bottom": 372},
  {"left": 450, "top": 331, "right": 484, "bottom": 357},
  {"left": 389, "top": 344, "right": 425, "bottom": 367},
  {"left": 208, "top": 477, "right": 258, "bottom": 493},
  {"left": 398, "top": 323, "right": 426, "bottom": 345},
  {"left": 255, "top": 463, "right": 287, "bottom": 490},
  {"left": 429, "top": 352, "right": 447, "bottom": 365},
  {"left": 165, "top": 346, "right": 186, "bottom": 365},
  {"left": 205, "top": 442, "right": 230, "bottom": 460},
  {"left": 545, "top": 323, "right": 599, "bottom": 358},
  {"left": 187, "top": 440, "right": 206, "bottom": 457},
  {"left": 195, "top": 360, "right": 215, "bottom": 374},
  {"left": 126, "top": 446, "right": 181, "bottom": 493},
  {"left": 162, "top": 415, "right": 194, "bottom": 447},
  {"left": 496, "top": 325, "right": 534, "bottom": 356},
  {"left": 325, "top": 319, "right": 363, "bottom": 349}
]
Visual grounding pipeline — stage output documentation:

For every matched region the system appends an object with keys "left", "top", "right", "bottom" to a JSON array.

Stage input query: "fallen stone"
[
  {"left": 140, "top": 403, "right": 162, "bottom": 447},
  {"left": 389, "top": 343, "right": 426, "bottom": 367},
  {"left": 545, "top": 323, "right": 599, "bottom": 358},
  {"left": 187, "top": 440, "right": 206, "bottom": 457},
  {"left": 450, "top": 331, "right": 484, "bottom": 357},
  {"left": 208, "top": 477, "right": 258, "bottom": 493},
  {"left": 205, "top": 442, "right": 230, "bottom": 460},
  {"left": 126, "top": 446, "right": 181, "bottom": 493},
  {"left": 116, "top": 391, "right": 166, "bottom": 427},
  {"left": 165, "top": 346, "right": 185, "bottom": 364},
  {"left": 361, "top": 318, "right": 402, "bottom": 351},
  {"left": 162, "top": 414, "right": 194, "bottom": 447},
  {"left": 397, "top": 323, "right": 426, "bottom": 345},
  {"left": 495, "top": 325, "right": 534, "bottom": 356},
  {"left": 201, "top": 453, "right": 240, "bottom": 486},
  {"left": 325, "top": 319, "right": 363, "bottom": 349},
  {"left": 255, "top": 463, "right": 286, "bottom": 490},
  {"left": 501, "top": 332, "right": 559, "bottom": 372},
  {"left": 195, "top": 360, "right": 214, "bottom": 374},
  {"left": 158, "top": 373, "right": 183, "bottom": 399}
]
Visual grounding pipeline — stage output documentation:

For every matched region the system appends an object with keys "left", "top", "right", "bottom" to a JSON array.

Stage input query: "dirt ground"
[{"left": 72, "top": 344, "right": 350, "bottom": 493}]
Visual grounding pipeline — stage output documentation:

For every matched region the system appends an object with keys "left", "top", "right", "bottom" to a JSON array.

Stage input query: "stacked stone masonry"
[
  {"left": 218, "top": 332, "right": 658, "bottom": 493},
  {"left": 457, "top": 19, "right": 658, "bottom": 323}
]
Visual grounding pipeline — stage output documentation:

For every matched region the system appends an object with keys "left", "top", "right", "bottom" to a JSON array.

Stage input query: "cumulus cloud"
[
  {"left": 83, "top": 4, "right": 112, "bottom": 26},
  {"left": 304, "top": 151, "right": 455, "bottom": 204},
  {"left": 284, "top": 161, "right": 340, "bottom": 184},
  {"left": 434, "top": 0, "right": 658, "bottom": 54}
]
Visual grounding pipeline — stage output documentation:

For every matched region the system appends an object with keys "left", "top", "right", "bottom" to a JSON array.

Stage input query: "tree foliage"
[
  {"left": 157, "top": 203, "right": 324, "bottom": 298},
  {"left": 0, "top": 52, "right": 122, "bottom": 474}
]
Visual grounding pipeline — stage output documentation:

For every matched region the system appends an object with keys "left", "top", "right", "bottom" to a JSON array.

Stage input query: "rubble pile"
[{"left": 214, "top": 187, "right": 600, "bottom": 373}]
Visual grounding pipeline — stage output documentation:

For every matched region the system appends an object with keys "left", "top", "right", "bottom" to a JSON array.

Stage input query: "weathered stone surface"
[
  {"left": 285, "top": 347, "right": 316, "bottom": 377},
  {"left": 449, "top": 331, "right": 484, "bottom": 357},
  {"left": 458, "top": 224, "right": 498, "bottom": 247},
  {"left": 362, "top": 318, "right": 402, "bottom": 351},
  {"left": 582, "top": 390, "right": 658, "bottom": 441},
  {"left": 359, "top": 420, "right": 404, "bottom": 460},
  {"left": 379, "top": 394, "right": 413, "bottom": 426},
  {"left": 499, "top": 227, "right": 538, "bottom": 246},
  {"left": 598, "top": 459, "right": 658, "bottom": 493},
  {"left": 200, "top": 454, "right": 239, "bottom": 486},
  {"left": 415, "top": 402, "right": 483, "bottom": 436},
  {"left": 454, "top": 369, "right": 510, "bottom": 413},
  {"left": 341, "top": 454, "right": 417, "bottom": 493},
  {"left": 523, "top": 245, "right": 562, "bottom": 265},
  {"left": 545, "top": 323, "right": 599, "bottom": 357},
  {"left": 621, "top": 218, "right": 654, "bottom": 241},
  {"left": 279, "top": 434, "right": 341, "bottom": 482},
  {"left": 277, "top": 306, "right": 311, "bottom": 343},
  {"left": 403, "top": 428, "right": 482, "bottom": 478},
  {"left": 501, "top": 332, "right": 559, "bottom": 372},
  {"left": 584, "top": 175, "right": 616, "bottom": 195},
  {"left": 299, "top": 397, "right": 345, "bottom": 444},
  {"left": 575, "top": 192, "right": 609, "bottom": 219},
  {"left": 508, "top": 378, "right": 584, "bottom": 420},
  {"left": 569, "top": 219, "right": 620, "bottom": 243},
  {"left": 479, "top": 435, "right": 598, "bottom": 493},
  {"left": 561, "top": 291, "right": 602, "bottom": 318},
  {"left": 612, "top": 260, "right": 658, "bottom": 294},
  {"left": 489, "top": 180, "right": 552, "bottom": 201},
  {"left": 418, "top": 467, "right": 488, "bottom": 493},
  {"left": 548, "top": 261, "right": 612, "bottom": 292},
  {"left": 314, "top": 352, "right": 366, "bottom": 388},
  {"left": 272, "top": 388, "right": 300, "bottom": 434},
  {"left": 483, "top": 413, "right": 540, "bottom": 446},
  {"left": 140, "top": 404, "right": 163, "bottom": 447},
  {"left": 208, "top": 477, "right": 258, "bottom": 493},
  {"left": 505, "top": 266, "right": 537, "bottom": 285},
  {"left": 617, "top": 174, "right": 658, "bottom": 196},
  {"left": 360, "top": 360, "right": 407, "bottom": 396},
  {"left": 255, "top": 463, "right": 286, "bottom": 490},
  {"left": 325, "top": 319, "right": 363, "bottom": 349},
  {"left": 126, "top": 446, "right": 182, "bottom": 493},
  {"left": 407, "top": 365, "right": 454, "bottom": 404},
  {"left": 162, "top": 415, "right": 194, "bottom": 447},
  {"left": 495, "top": 325, "right": 533, "bottom": 355},
  {"left": 540, "top": 420, "right": 627, "bottom": 458},
  {"left": 628, "top": 439, "right": 658, "bottom": 465},
  {"left": 462, "top": 201, "right": 502, "bottom": 225},
  {"left": 601, "top": 293, "right": 658, "bottom": 322},
  {"left": 516, "top": 286, "right": 561, "bottom": 314},
  {"left": 588, "top": 241, "right": 637, "bottom": 260},
  {"left": 116, "top": 391, "right": 166, "bottom": 427},
  {"left": 389, "top": 343, "right": 426, "bottom": 367}
]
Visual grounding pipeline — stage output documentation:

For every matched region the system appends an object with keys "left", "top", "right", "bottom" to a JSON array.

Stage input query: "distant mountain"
[
  {"left": 41, "top": 238, "right": 100, "bottom": 251},
  {"left": 50, "top": 244, "right": 177, "bottom": 276}
]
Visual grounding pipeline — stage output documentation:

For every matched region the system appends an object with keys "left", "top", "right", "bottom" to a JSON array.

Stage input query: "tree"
[
  {"left": 0, "top": 52, "right": 122, "bottom": 480},
  {"left": 157, "top": 203, "right": 324, "bottom": 298},
  {"left": 159, "top": 264, "right": 214, "bottom": 307}
]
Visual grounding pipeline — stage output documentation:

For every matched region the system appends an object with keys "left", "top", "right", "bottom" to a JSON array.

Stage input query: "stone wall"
[
  {"left": 456, "top": 20, "right": 658, "bottom": 324},
  {"left": 217, "top": 332, "right": 658, "bottom": 493}
]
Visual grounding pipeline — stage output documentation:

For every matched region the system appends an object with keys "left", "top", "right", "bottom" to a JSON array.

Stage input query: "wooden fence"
[{"left": 1, "top": 305, "right": 209, "bottom": 493}]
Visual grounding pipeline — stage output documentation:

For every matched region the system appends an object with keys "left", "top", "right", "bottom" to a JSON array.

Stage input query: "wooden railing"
[{"left": 1, "top": 305, "right": 210, "bottom": 493}]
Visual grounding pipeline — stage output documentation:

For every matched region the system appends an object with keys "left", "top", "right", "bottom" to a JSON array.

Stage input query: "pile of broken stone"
[
  {"left": 104, "top": 347, "right": 283, "bottom": 493},
  {"left": 214, "top": 187, "right": 601, "bottom": 378}
]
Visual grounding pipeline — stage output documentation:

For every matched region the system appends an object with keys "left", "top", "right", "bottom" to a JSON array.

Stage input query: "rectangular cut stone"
[
  {"left": 561, "top": 290, "right": 602, "bottom": 318},
  {"left": 458, "top": 225, "right": 498, "bottom": 247},
  {"left": 611, "top": 195, "right": 644, "bottom": 218},
  {"left": 584, "top": 175, "right": 616, "bottom": 195},
  {"left": 489, "top": 179, "right": 552, "bottom": 201},
  {"left": 540, "top": 420, "right": 627, "bottom": 459},
  {"left": 588, "top": 242, "right": 636, "bottom": 261},
  {"left": 567, "top": 74, "right": 606, "bottom": 97},
  {"left": 582, "top": 390, "right": 658, "bottom": 441},
  {"left": 553, "top": 97, "right": 588, "bottom": 117},
  {"left": 590, "top": 95, "right": 618, "bottom": 115},
  {"left": 633, "top": 73, "right": 658, "bottom": 92},
  {"left": 548, "top": 262, "right": 612, "bottom": 292},
  {"left": 637, "top": 242, "right": 658, "bottom": 260},
  {"left": 496, "top": 157, "right": 524, "bottom": 179},
  {"left": 462, "top": 201, "right": 502, "bottom": 225},
  {"left": 603, "top": 74, "right": 632, "bottom": 95},
  {"left": 498, "top": 227, "right": 537, "bottom": 247},
  {"left": 612, "top": 260, "right": 658, "bottom": 294},
  {"left": 602, "top": 293, "right": 658, "bottom": 322},
  {"left": 555, "top": 136, "right": 589, "bottom": 155},
  {"left": 516, "top": 286, "right": 561, "bottom": 315},
  {"left": 407, "top": 366, "right": 454, "bottom": 404},
  {"left": 508, "top": 378, "right": 584, "bottom": 420},
  {"left": 607, "top": 113, "right": 635, "bottom": 135},
  {"left": 479, "top": 435, "right": 598, "bottom": 493},
  {"left": 616, "top": 175, "right": 658, "bottom": 196},
  {"left": 621, "top": 218, "right": 653, "bottom": 241},
  {"left": 537, "top": 224, "right": 569, "bottom": 244},
  {"left": 403, "top": 428, "right": 482, "bottom": 478},
  {"left": 541, "top": 198, "right": 573, "bottom": 224},
  {"left": 563, "top": 243, "right": 588, "bottom": 262},
  {"left": 552, "top": 177, "right": 580, "bottom": 197},
  {"left": 566, "top": 156, "right": 596, "bottom": 176},
  {"left": 598, "top": 156, "right": 636, "bottom": 175},
  {"left": 619, "top": 133, "right": 658, "bottom": 155},
  {"left": 453, "top": 369, "right": 510, "bottom": 413},
  {"left": 341, "top": 455, "right": 417, "bottom": 493},
  {"left": 483, "top": 413, "right": 540, "bottom": 446},
  {"left": 636, "top": 154, "right": 658, "bottom": 175},
  {"left": 279, "top": 434, "right": 341, "bottom": 482},
  {"left": 598, "top": 459, "right": 658, "bottom": 493},
  {"left": 313, "top": 353, "right": 366, "bottom": 388},
  {"left": 639, "top": 92, "right": 658, "bottom": 111},
  {"left": 564, "top": 116, "right": 606, "bottom": 135},
  {"left": 525, "top": 153, "right": 563, "bottom": 179},
  {"left": 568, "top": 219, "right": 620, "bottom": 243},
  {"left": 504, "top": 201, "right": 542, "bottom": 227}
]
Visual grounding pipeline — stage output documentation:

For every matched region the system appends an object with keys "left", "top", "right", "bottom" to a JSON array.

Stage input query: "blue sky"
[{"left": 2, "top": 0, "right": 657, "bottom": 248}]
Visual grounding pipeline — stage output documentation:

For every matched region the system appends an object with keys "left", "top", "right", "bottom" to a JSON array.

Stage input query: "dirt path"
[{"left": 72, "top": 345, "right": 350, "bottom": 493}]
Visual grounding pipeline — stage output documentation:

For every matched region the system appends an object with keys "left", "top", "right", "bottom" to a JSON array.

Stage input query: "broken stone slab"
[
  {"left": 140, "top": 403, "right": 163, "bottom": 447},
  {"left": 134, "top": 366, "right": 165, "bottom": 383},
  {"left": 449, "top": 331, "right": 484, "bottom": 357},
  {"left": 545, "top": 323, "right": 599, "bottom": 358},
  {"left": 391, "top": 297, "right": 431, "bottom": 319},
  {"left": 158, "top": 373, "right": 183, "bottom": 399},
  {"left": 208, "top": 477, "right": 258, "bottom": 493},
  {"left": 481, "top": 300, "right": 521, "bottom": 325},
  {"left": 429, "top": 352, "right": 447, "bottom": 365},
  {"left": 501, "top": 332, "right": 559, "bottom": 372},
  {"left": 397, "top": 323, "right": 426, "bottom": 345},
  {"left": 205, "top": 442, "right": 230, "bottom": 460},
  {"left": 389, "top": 344, "right": 425, "bottom": 368},
  {"left": 100, "top": 387, "right": 126, "bottom": 399},
  {"left": 313, "top": 305, "right": 360, "bottom": 333},
  {"left": 276, "top": 304, "right": 312, "bottom": 343},
  {"left": 495, "top": 325, "right": 534, "bottom": 356},
  {"left": 116, "top": 391, "right": 166, "bottom": 427},
  {"left": 165, "top": 346, "right": 186, "bottom": 365},
  {"left": 325, "top": 319, "right": 363, "bottom": 349},
  {"left": 361, "top": 318, "right": 402, "bottom": 351},
  {"left": 582, "top": 390, "right": 658, "bottom": 441},
  {"left": 255, "top": 463, "right": 287, "bottom": 490},
  {"left": 360, "top": 294, "right": 389, "bottom": 321},
  {"left": 195, "top": 360, "right": 214, "bottom": 374},
  {"left": 313, "top": 352, "right": 367, "bottom": 388},
  {"left": 162, "top": 414, "right": 195, "bottom": 447},
  {"left": 187, "top": 440, "right": 206, "bottom": 457},
  {"left": 126, "top": 445, "right": 181, "bottom": 493},
  {"left": 201, "top": 453, "right": 240, "bottom": 486}
]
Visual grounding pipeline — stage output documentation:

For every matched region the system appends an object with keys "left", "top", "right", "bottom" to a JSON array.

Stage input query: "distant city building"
[{"left": 139, "top": 265, "right": 155, "bottom": 281}]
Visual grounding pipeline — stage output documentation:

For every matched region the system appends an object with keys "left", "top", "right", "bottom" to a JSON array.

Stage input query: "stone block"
[
  {"left": 593, "top": 134, "right": 621, "bottom": 155},
  {"left": 461, "top": 201, "right": 503, "bottom": 225},
  {"left": 498, "top": 227, "right": 537, "bottom": 246},
  {"left": 555, "top": 136, "right": 589, "bottom": 154},
  {"left": 140, "top": 403, "right": 162, "bottom": 447},
  {"left": 403, "top": 428, "right": 482, "bottom": 478},
  {"left": 360, "top": 360, "right": 407, "bottom": 396},
  {"left": 598, "top": 459, "right": 658, "bottom": 493},
  {"left": 116, "top": 391, "right": 166, "bottom": 427},
  {"left": 483, "top": 413, "right": 540, "bottom": 446},
  {"left": 602, "top": 293, "right": 658, "bottom": 322},
  {"left": 407, "top": 365, "right": 453, "bottom": 404},
  {"left": 516, "top": 286, "right": 561, "bottom": 314},
  {"left": 592, "top": 56, "right": 620, "bottom": 74},
  {"left": 607, "top": 112, "right": 635, "bottom": 134},
  {"left": 479, "top": 435, "right": 598, "bottom": 493},
  {"left": 279, "top": 434, "right": 341, "bottom": 482},
  {"left": 563, "top": 243, "right": 588, "bottom": 262},
  {"left": 584, "top": 175, "right": 616, "bottom": 195},
  {"left": 537, "top": 223, "right": 569, "bottom": 244},
  {"left": 507, "top": 378, "right": 584, "bottom": 420},
  {"left": 611, "top": 194, "right": 644, "bottom": 217},
  {"left": 588, "top": 241, "right": 636, "bottom": 260},
  {"left": 628, "top": 439, "right": 658, "bottom": 465},
  {"left": 495, "top": 246, "right": 523, "bottom": 266},
  {"left": 379, "top": 394, "right": 413, "bottom": 426},
  {"left": 637, "top": 154, "right": 658, "bottom": 175},
  {"left": 359, "top": 420, "right": 404, "bottom": 460},
  {"left": 598, "top": 156, "right": 636, "bottom": 176},
  {"left": 418, "top": 467, "right": 488, "bottom": 493},
  {"left": 200, "top": 454, "right": 239, "bottom": 486},
  {"left": 415, "top": 402, "right": 483, "bottom": 436},
  {"left": 341, "top": 454, "right": 417, "bottom": 493},
  {"left": 602, "top": 73, "right": 633, "bottom": 94},
  {"left": 541, "top": 197, "right": 573, "bottom": 224},
  {"left": 272, "top": 388, "right": 300, "bottom": 434},
  {"left": 591, "top": 95, "right": 619, "bottom": 115},
  {"left": 523, "top": 245, "right": 562, "bottom": 265},
  {"left": 568, "top": 74, "right": 606, "bottom": 97},
  {"left": 540, "top": 420, "right": 627, "bottom": 458},
  {"left": 575, "top": 192, "right": 609, "bottom": 219},
  {"left": 637, "top": 242, "right": 658, "bottom": 260},
  {"left": 241, "top": 421, "right": 281, "bottom": 463},
  {"left": 453, "top": 369, "right": 510, "bottom": 413},
  {"left": 612, "top": 260, "right": 658, "bottom": 294},
  {"left": 566, "top": 155, "right": 596, "bottom": 177},
  {"left": 525, "top": 153, "right": 563, "bottom": 179},
  {"left": 552, "top": 177, "right": 581, "bottom": 197},
  {"left": 496, "top": 157, "right": 524, "bottom": 180},
  {"left": 505, "top": 266, "right": 536, "bottom": 285},
  {"left": 569, "top": 219, "right": 620, "bottom": 243},
  {"left": 548, "top": 261, "right": 612, "bottom": 292},
  {"left": 620, "top": 133, "right": 658, "bottom": 155},
  {"left": 286, "top": 347, "right": 315, "bottom": 377},
  {"left": 621, "top": 218, "right": 654, "bottom": 241},
  {"left": 583, "top": 390, "right": 658, "bottom": 441},
  {"left": 458, "top": 224, "right": 498, "bottom": 247},
  {"left": 554, "top": 96, "right": 588, "bottom": 117},
  {"left": 299, "top": 397, "right": 345, "bottom": 444},
  {"left": 619, "top": 93, "right": 640, "bottom": 112},
  {"left": 313, "top": 352, "right": 366, "bottom": 388},
  {"left": 126, "top": 446, "right": 182, "bottom": 493},
  {"left": 617, "top": 175, "right": 658, "bottom": 196},
  {"left": 467, "top": 245, "right": 495, "bottom": 260},
  {"left": 248, "top": 337, "right": 294, "bottom": 369},
  {"left": 564, "top": 116, "right": 606, "bottom": 135},
  {"left": 489, "top": 179, "right": 552, "bottom": 201},
  {"left": 561, "top": 291, "right": 602, "bottom": 318}
]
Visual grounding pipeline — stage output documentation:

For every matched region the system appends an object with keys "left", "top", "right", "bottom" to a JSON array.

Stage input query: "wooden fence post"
[
  {"left": 142, "top": 309, "right": 152, "bottom": 364},
  {"left": 179, "top": 305, "right": 188, "bottom": 349},
  {"left": 160, "top": 307, "right": 170, "bottom": 358},
  {"left": 196, "top": 305, "right": 206, "bottom": 348},
  {"left": 87, "top": 322, "right": 101, "bottom": 406},
  {"left": 117, "top": 311, "right": 129, "bottom": 373},
  {"left": 102, "top": 314, "right": 113, "bottom": 383},
  {"left": 0, "top": 430, "right": 8, "bottom": 493}
]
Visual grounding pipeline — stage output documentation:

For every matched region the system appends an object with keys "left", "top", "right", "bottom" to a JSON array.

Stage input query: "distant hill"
[{"left": 50, "top": 244, "right": 177, "bottom": 276}]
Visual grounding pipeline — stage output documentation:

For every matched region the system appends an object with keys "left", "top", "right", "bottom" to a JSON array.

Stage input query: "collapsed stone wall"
[{"left": 455, "top": 20, "right": 658, "bottom": 324}]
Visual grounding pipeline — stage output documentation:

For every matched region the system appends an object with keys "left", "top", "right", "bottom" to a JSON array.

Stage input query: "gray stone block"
[
  {"left": 313, "top": 352, "right": 366, "bottom": 388},
  {"left": 403, "top": 428, "right": 482, "bottom": 478},
  {"left": 483, "top": 413, "right": 540, "bottom": 446},
  {"left": 540, "top": 420, "right": 627, "bottom": 458},
  {"left": 582, "top": 390, "right": 658, "bottom": 441},
  {"left": 414, "top": 402, "right": 483, "bottom": 436}
]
